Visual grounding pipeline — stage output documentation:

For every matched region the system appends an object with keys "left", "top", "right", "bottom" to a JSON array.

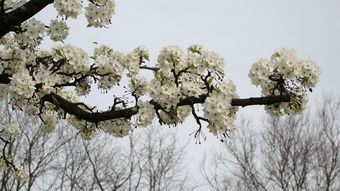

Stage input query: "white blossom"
[
  {"left": 85, "top": 0, "right": 115, "bottom": 27},
  {"left": 40, "top": 110, "right": 58, "bottom": 133},
  {"left": 48, "top": 20, "right": 69, "bottom": 42},
  {"left": 68, "top": 115, "right": 97, "bottom": 140},
  {"left": 93, "top": 46, "right": 124, "bottom": 89},
  {"left": 3, "top": 124, "right": 21, "bottom": 140},
  {"left": 129, "top": 76, "right": 149, "bottom": 97},
  {"left": 59, "top": 89, "right": 80, "bottom": 103},
  {"left": 137, "top": 101, "right": 155, "bottom": 127},
  {"left": 15, "top": 165, "right": 28, "bottom": 181},
  {"left": 249, "top": 48, "right": 320, "bottom": 116},
  {"left": 149, "top": 80, "right": 181, "bottom": 109},
  {"left": 159, "top": 106, "right": 191, "bottom": 125},
  {"left": 100, "top": 118, "right": 131, "bottom": 137},
  {"left": 15, "top": 18, "right": 45, "bottom": 45},
  {"left": 0, "top": 159, "right": 6, "bottom": 171},
  {"left": 54, "top": 0, "right": 82, "bottom": 18},
  {"left": 0, "top": 84, "right": 8, "bottom": 101},
  {"left": 201, "top": 50, "right": 225, "bottom": 74},
  {"left": 9, "top": 69, "right": 36, "bottom": 99},
  {"left": 3, "top": 0, "right": 26, "bottom": 13},
  {"left": 203, "top": 80, "right": 238, "bottom": 136},
  {"left": 53, "top": 44, "right": 89, "bottom": 73},
  {"left": 80, "top": 125, "right": 97, "bottom": 140},
  {"left": 34, "top": 70, "right": 59, "bottom": 96}
]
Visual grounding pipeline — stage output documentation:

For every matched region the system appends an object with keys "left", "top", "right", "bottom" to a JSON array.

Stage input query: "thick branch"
[
  {"left": 0, "top": 73, "right": 10, "bottom": 84},
  {"left": 0, "top": 72, "right": 291, "bottom": 123},
  {"left": 43, "top": 93, "right": 290, "bottom": 123},
  {"left": 42, "top": 93, "right": 138, "bottom": 124},
  {"left": 140, "top": 65, "right": 159, "bottom": 72},
  {"left": 175, "top": 94, "right": 291, "bottom": 108},
  {"left": 231, "top": 95, "right": 291, "bottom": 107},
  {"left": 0, "top": 0, "right": 54, "bottom": 38}
]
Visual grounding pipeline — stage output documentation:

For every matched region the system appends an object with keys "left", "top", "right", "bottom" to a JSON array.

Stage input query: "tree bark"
[{"left": 0, "top": 0, "right": 54, "bottom": 38}]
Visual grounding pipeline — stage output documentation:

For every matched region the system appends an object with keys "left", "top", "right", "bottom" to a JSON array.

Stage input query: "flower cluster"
[
  {"left": 9, "top": 69, "right": 36, "bottom": 100},
  {"left": 80, "top": 125, "right": 97, "bottom": 140},
  {"left": 53, "top": 44, "right": 89, "bottom": 74},
  {"left": 249, "top": 48, "right": 320, "bottom": 116},
  {"left": 11, "top": 48, "right": 37, "bottom": 70},
  {"left": 149, "top": 80, "right": 181, "bottom": 109},
  {"left": 136, "top": 102, "right": 155, "bottom": 127},
  {"left": 180, "top": 80, "right": 206, "bottom": 98},
  {"left": 15, "top": 18, "right": 45, "bottom": 46},
  {"left": 24, "top": 99, "right": 39, "bottom": 116},
  {"left": 159, "top": 106, "right": 191, "bottom": 125},
  {"left": 59, "top": 89, "right": 80, "bottom": 103},
  {"left": 203, "top": 80, "right": 238, "bottom": 136},
  {"left": 34, "top": 70, "right": 59, "bottom": 96},
  {"left": 157, "top": 45, "right": 186, "bottom": 79},
  {"left": 95, "top": 55, "right": 112, "bottom": 74},
  {"left": 93, "top": 45, "right": 124, "bottom": 89},
  {"left": 129, "top": 76, "right": 149, "bottom": 97},
  {"left": 3, "top": 124, "right": 21, "bottom": 140},
  {"left": 48, "top": 20, "right": 69, "bottom": 42},
  {"left": 148, "top": 45, "right": 238, "bottom": 135},
  {"left": 201, "top": 50, "right": 225, "bottom": 74},
  {"left": 15, "top": 165, "right": 28, "bottom": 181},
  {"left": 85, "top": 0, "right": 116, "bottom": 27},
  {"left": 187, "top": 44, "right": 225, "bottom": 75},
  {"left": 68, "top": 116, "right": 97, "bottom": 140},
  {"left": 3, "top": 0, "right": 26, "bottom": 13},
  {"left": 0, "top": 159, "right": 5, "bottom": 171},
  {"left": 0, "top": 84, "right": 8, "bottom": 101},
  {"left": 100, "top": 118, "right": 131, "bottom": 137},
  {"left": 40, "top": 110, "right": 58, "bottom": 133},
  {"left": 54, "top": 0, "right": 83, "bottom": 18},
  {"left": 125, "top": 46, "right": 149, "bottom": 77}
]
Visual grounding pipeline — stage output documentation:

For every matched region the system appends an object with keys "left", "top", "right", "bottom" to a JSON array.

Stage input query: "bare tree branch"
[{"left": 202, "top": 96, "right": 340, "bottom": 191}]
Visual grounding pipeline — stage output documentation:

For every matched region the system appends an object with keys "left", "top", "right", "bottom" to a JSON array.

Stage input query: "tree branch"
[
  {"left": 43, "top": 93, "right": 290, "bottom": 124},
  {"left": 42, "top": 93, "right": 139, "bottom": 124},
  {"left": 0, "top": 73, "right": 291, "bottom": 123},
  {"left": 0, "top": 73, "right": 10, "bottom": 84},
  {"left": 140, "top": 65, "right": 159, "bottom": 72},
  {"left": 0, "top": 0, "right": 54, "bottom": 38},
  {"left": 231, "top": 95, "right": 290, "bottom": 107}
]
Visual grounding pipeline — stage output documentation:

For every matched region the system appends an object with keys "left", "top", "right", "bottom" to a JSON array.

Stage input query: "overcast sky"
[{"left": 36, "top": 0, "right": 340, "bottom": 189}]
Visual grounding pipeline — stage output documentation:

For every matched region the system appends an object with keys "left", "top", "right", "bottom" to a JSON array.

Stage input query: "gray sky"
[{"left": 36, "top": 0, "right": 340, "bottom": 189}]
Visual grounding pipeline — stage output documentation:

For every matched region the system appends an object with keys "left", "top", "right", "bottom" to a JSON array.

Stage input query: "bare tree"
[
  {"left": 0, "top": 102, "right": 193, "bottom": 190},
  {"left": 202, "top": 96, "right": 340, "bottom": 191},
  {"left": 0, "top": 102, "right": 77, "bottom": 191},
  {"left": 136, "top": 128, "right": 189, "bottom": 191},
  {"left": 48, "top": 127, "right": 192, "bottom": 191}
]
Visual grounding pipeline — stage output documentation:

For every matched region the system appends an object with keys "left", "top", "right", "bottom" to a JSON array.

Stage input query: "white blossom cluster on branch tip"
[{"left": 249, "top": 48, "right": 320, "bottom": 117}]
